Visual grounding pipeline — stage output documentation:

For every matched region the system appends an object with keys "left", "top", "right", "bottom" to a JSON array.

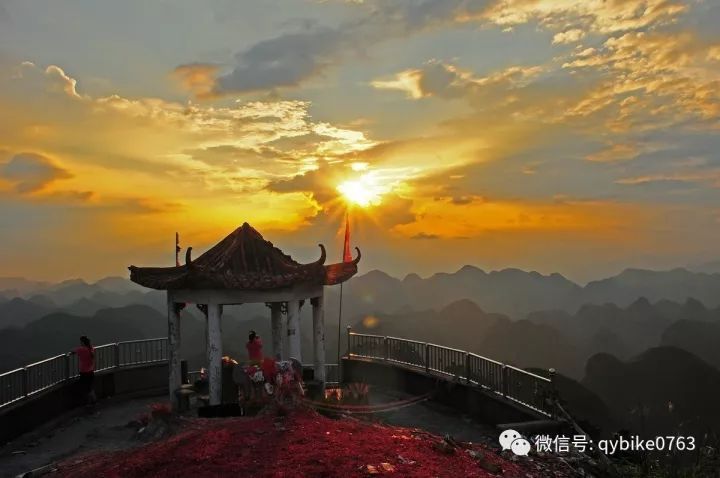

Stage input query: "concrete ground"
[
  {"left": 0, "top": 396, "right": 160, "bottom": 478},
  {"left": 368, "top": 388, "right": 500, "bottom": 446}
]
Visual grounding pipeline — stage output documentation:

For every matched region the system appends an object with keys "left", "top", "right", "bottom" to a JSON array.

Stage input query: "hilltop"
[{"left": 51, "top": 409, "right": 573, "bottom": 478}]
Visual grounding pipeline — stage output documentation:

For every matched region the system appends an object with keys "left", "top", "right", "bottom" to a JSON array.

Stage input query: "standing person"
[
  {"left": 72, "top": 336, "right": 96, "bottom": 406},
  {"left": 246, "top": 330, "right": 263, "bottom": 365}
]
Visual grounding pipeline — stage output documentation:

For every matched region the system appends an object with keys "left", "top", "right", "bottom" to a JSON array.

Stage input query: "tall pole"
[
  {"left": 337, "top": 282, "right": 344, "bottom": 380},
  {"left": 338, "top": 208, "right": 350, "bottom": 380}
]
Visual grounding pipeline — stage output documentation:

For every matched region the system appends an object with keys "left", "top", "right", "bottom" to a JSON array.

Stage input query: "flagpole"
[
  {"left": 337, "top": 281, "right": 344, "bottom": 381},
  {"left": 337, "top": 210, "right": 350, "bottom": 381}
]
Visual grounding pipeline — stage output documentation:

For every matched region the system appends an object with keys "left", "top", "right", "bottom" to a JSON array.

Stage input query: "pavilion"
[{"left": 128, "top": 222, "right": 360, "bottom": 408}]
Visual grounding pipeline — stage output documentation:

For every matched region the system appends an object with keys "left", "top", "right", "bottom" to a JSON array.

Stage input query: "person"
[
  {"left": 72, "top": 336, "right": 96, "bottom": 406},
  {"left": 246, "top": 330, "right": 263, "bottom": 365}
]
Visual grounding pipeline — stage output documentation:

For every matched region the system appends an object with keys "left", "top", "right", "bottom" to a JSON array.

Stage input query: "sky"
[{"left": 0, "top": 0, "right": 719, "bottom": 284}]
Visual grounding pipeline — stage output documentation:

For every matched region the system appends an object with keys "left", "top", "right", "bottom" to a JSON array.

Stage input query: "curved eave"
[
  {"left": 323, "top": 247, "right": 361, "bottom": 286},
  {"left": 128, "top": 264, "right": 328, "bottom": 291}
]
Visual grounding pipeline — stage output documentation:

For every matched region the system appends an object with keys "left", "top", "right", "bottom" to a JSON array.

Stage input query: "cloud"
[
  {"left": 586, "top": 143, "right": 640, "bottom": 163},
  {"left": 174, "top": 0, "right": 694, "bottom": 98},
  {"left": 411, "top": 232, "right": 439, "bottom": 240},
  {"left": 552, "top": 29, "right": 585, "bottom": 45},
  {"left": 0, "top": 152, "right": 72, "bottom": 193},
  {"left": 172, "top": 63, "right": 220, "bottom": 99},
  {"left": 481, "top": 0, "right": 688, "bottom": 35},
  {"left": 177, "top": 0, "right": 494, "bottom": 96},
  {"left": 372, "top": 61, "right": 543, "bottom": 102}
]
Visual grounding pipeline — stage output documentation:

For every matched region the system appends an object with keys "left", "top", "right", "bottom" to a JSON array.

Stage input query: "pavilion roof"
[{"left": 128, "top": 223, "right": 360, "bottom": 290}]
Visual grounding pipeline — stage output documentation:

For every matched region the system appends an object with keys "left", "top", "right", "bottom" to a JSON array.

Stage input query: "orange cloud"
[{"left": 172, "top": 63, "right": 220, "bottom": 99}]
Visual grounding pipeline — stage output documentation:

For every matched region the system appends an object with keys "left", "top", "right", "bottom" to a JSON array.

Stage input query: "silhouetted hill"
[
  {"left": 341, "top": 266, "right": 720, "bottom": 319},
  {"left": 583, "top": 268, "right": 720, "bottom": 308},
  {"left": 688, "top": 259, "right": 720, "bottom": 274},
  {"left": 348, "top": 266, "right": 581, "bottom": 318},
  {"left": 0, "top": 298, "right": 53, "bottom": 329},
  {"left": 61, "top": 297, "right": 106, "bottom": 316},
  {"left": 5, "top": 266, "right": 720, "bottom": 323},
  {"left": 661, "top": 320, "right": 720, "bottom": 370},
  {"left": 583, "top": 347, "right": 720, "bottom": 437},
  {"left": 477, "top": 319, "right": 583, "bottom": 378},
  {"left": 527, "top": 298, "right": 712, "bottom": 361},
  {"left": 0, "top": 277, "right": 50, "bottom": 296},
  {"left": 0, "top": 305, "right": 166, "bottom": 371},
  {"left": 527, "top": 368, "right": 617, "bottom": 438},
  {"left": 94, "top": 276, "right": 147, "bottom": 294},
  {"left": 351, "top": 299, "right": 501, "bottom": 351},
  {"left": 351, "top": 299, "right": 583, "bottom": 378}
]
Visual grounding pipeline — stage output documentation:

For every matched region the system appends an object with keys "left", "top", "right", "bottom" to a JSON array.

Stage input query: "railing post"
[
  {"left": 346, "top": 326, "right": 352, "bottom": 357},
  {"left": 548, "top": 367, "right": 557, "bottom": 418},
  {"left": 114, "top": 343, "right": 120, "bottom": 368},
  {"left": 21, "top": 367, "right": 28, "bottom": 398},
  {"left": 383, "top": 337, "right": 389, "bottom": 361},
  {"left": 64, "top": 353, "right": 71, "bottom": 381},
  {"left": 465, "top": 352, "right": 471, "bottom": 385},
  {"left": 424, "top": 343, "right": 429, "bottom": 373},
  {"left": 501, "top": 364, "right": 508, "bottom": 397}
]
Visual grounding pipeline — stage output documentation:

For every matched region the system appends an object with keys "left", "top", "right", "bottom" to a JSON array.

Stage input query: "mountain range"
[
  {"left": 340, "top": 266, "right": 720, "bottom": 319},
  {"left": 3, "top": 266, "right": 720, "bottom": 440}
]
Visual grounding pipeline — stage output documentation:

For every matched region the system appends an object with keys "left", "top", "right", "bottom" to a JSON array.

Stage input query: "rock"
[
  {"left": 466, "top": 449, "right": 484, "bottom": 460},
  {"left": 380, "top": 462, "right": 395, "bottom": 472},
  {"left": 432, "top": 439, "right": 456, "bottom": 455},
  {"left": 478, "top": 459, "right": 502, "bottom": 474}
]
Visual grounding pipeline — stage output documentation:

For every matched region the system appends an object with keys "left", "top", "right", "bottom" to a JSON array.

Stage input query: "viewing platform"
[{"left": 1, "top": 330, "right": 560, "bottom": 441}]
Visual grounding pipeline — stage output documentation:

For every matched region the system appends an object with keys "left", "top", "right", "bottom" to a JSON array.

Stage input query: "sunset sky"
[{"left": 1, "top": 0, "right": 719, "bottom": 283}]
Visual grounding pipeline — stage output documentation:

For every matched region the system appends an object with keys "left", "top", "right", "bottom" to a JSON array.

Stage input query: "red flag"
[
  {"left": 175, "top": 232, "right": 181, "bottom": 267},
  {"left": 342, "top": 214, "right": 352, "bottom": 263}
]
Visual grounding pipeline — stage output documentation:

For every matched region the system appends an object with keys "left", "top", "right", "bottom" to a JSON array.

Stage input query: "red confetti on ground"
[{"left": 54, "top": 410, "right": 534, "bottom": 478}]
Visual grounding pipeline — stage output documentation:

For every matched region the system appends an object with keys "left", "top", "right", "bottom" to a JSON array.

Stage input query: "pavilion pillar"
[
  {"left": 270, "top": 302, "right": 284, "bottom": 360},
  {"left": 311, "top": 296, "right": 326, "bottom": 384},
  {"left": 287, "top": 300, "right": 302, "bottom": 362},
  {"left": 167, "top": 294, "right": 182, "bottom": 410},
  {"left": 207, "top": 303, "right": 223, "bottom": 406}
]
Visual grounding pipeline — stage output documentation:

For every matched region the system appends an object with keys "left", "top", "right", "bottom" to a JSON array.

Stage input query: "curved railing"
[
  {"left": 0, "top": 338, "right": 168, "bottom": 410},
  {"left": 346, "top": 328, "right": 556, "bottom": 417}
]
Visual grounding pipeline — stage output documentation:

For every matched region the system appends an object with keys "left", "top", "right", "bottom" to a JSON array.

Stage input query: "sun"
[{"left": 337, "top": 173, "right": 386, "bottom": 207}]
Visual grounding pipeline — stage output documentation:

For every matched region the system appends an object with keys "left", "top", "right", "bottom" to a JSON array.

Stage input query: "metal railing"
[
  {"left": 0, "top": 337, "right": 169, "bottom": 410},
  {"left": 346, "top": 328, "right": 556, "bottom": 417},
  {"left": 2, "top": 331, "right": 556, "bottom": 417}
]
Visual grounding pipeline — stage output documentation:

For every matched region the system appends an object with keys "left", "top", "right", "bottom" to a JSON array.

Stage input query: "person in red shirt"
[
  {"left": 246, "top": 330, "right": 263, "bottom": 365},
  {"left": 73, "top": 336, "right": 96, "bottom": 406}
]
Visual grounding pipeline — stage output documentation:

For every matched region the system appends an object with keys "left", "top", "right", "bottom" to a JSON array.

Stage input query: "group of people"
[{"left": 69, "top": 330, "right": 265, "bottom": 407}]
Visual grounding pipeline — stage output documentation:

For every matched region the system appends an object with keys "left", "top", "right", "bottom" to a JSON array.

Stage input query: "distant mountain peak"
[
  {"left": 402, "top": 273, "right": 422, "bottom": 282},
  {"left": 440, "top": 298, "right": 484, "bottom": 316},
  {"left": 456, "top": 264, "right": 485, "bottom": 275}
]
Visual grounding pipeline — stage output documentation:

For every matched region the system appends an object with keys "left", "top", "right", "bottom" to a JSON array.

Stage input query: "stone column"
[
  {"left": 167, "top": 294, "right": 182, "bottom": 409},
  {"left": 287, "top": 300, "right": 302, "bottom": 362},
  {"left": 207, "top": 303, "right": 223, "bottom": 406},
  {"left": 311, "top": 296, "right": 326, "bottom": 383},
  {"left": 270, "top": 302, "right": 283, "bottom": 360}
]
